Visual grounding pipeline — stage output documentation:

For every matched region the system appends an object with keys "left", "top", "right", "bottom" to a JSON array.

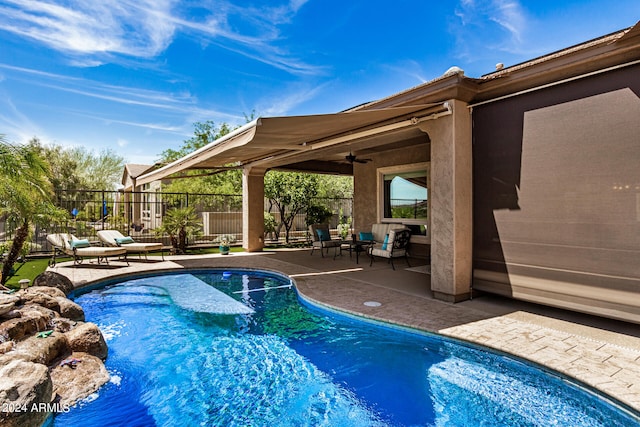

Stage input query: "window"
[{"left": 378, "top": 163, "right": 429, "bottom": 239}]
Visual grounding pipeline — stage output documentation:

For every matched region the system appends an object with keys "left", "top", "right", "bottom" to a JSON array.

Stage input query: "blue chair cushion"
[
  {"left": 316, "top": 228, "right": 330, "bottom": 242},
  {"left": 115, "top": 236, "right": 135, "bottom": 245},
  {"left": 381, "top": 234, "right": 389, "bottom": 250},
  {"left": 359, "top": 232, "right": 374, "bottom": 241},
  {"left": 69, "top": 238, "right": 90, "bottom": 249}
]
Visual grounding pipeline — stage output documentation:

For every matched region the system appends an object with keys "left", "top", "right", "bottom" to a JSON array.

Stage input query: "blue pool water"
[{"left": 51, "top": 270, "right": 639, "bottom": 426}]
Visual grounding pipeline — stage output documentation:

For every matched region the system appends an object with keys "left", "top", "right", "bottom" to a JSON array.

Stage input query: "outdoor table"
[{"left": 340, "top": 240, "right": 373, "bottom": 264}]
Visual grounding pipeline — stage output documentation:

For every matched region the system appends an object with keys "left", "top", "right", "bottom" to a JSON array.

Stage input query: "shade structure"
[{"left": 135, "top": 104, "right": 445, "bottom": 186}]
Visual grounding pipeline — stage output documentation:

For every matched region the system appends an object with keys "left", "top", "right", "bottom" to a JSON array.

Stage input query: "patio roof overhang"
[{"left": 135, "top": 103, "right": 449, "bottom": 187}]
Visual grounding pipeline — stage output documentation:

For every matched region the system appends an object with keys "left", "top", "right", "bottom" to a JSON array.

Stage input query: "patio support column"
[
  {"left": 419, "top": 99, "right": 473, "bottom": 302},
  {"left": 242, "top": 166, "right": 266, "bottom": 252}
]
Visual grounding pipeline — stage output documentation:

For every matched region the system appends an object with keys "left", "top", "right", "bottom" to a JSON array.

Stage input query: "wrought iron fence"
[{"left": 0, "top": 189, "right": 352, "bottom": 254}]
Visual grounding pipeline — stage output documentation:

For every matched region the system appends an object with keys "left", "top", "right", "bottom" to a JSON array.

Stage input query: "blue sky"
[{"left": 0, "top": 1, "right": 638, "bottom": 165}]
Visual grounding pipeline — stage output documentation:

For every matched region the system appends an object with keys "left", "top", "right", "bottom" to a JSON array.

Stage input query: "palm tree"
[
  {"left": 0, "top": 137, "right": 65, "bottom": 287},
  {"left": 155, "top": 206, "right": 202, "bottom": 254}
]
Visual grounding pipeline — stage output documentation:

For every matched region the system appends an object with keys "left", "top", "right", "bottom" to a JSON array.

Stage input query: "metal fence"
[{"left": 0, "top": 189, "right": 352, "bottom": 254}]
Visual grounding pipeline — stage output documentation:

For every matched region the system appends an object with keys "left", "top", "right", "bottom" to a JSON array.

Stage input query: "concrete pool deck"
[{"left": 47, "top": 249, "right": 640, "bottom": 415}]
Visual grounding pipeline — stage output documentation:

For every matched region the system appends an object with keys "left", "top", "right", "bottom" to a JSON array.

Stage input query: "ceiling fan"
[{"left": 345, "top": 151, "right": 371, "bottom": 164}]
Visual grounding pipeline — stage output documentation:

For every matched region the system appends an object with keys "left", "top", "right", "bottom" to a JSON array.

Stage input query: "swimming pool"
[{"left": 51, "top": 269, "right": 639, "bottom": 426}]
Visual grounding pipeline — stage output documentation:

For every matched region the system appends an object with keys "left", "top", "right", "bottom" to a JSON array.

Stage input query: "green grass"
[{"left": 2, "top": 257, "right": 69, "bottom": 289}]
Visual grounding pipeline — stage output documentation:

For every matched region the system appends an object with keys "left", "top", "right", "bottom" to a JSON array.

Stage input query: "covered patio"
[{"left": 134, "top": 86, "right": 475, "bottom": 304}]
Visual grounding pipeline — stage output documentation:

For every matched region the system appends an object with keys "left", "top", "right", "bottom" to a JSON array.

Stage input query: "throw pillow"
[
  {"left": 381, "top": 234, "right": 389, "bottom": 250},
  {"left": 316, "top": 228, "right": 330, "bottom": 241},
  {"left": 115, "top": 236, "right": 135, "bottom": 245},
  {"left": 359, "top": 232, "right": 374, "bottom": 241},
  {"left": 69, "top": 238, "right": 90, "bottom": 249}
]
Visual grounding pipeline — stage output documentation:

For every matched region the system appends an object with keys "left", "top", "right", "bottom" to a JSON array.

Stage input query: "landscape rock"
[
  {"left": 55, "top": 298, "right": 85, "bottom": 322},
  {"left": 0, "top": 294, "right": 20, "bottom": 317},
  {"left": 25, "top": 286, "right": 66, "bottom": 299},
  {"left": 32, "top": 271, "right": 74, "bottom": 295},
  {"left": 20, "top": 291, "right": 60, "bottom": 313},
  {"left": 0, "top": 317, "right": 43, "bottom": 342},
  {"left": 0, "top": 282, "right": 109, "bottom": 422},
  {"left": 0, "top": 310, "right": 22, "bottom": 320},
  {"left": 50, "top": 352, "right": 110, "bottom": 407},
  {"left": 50, "top": 317, "right": 77, "bottom": 333},
  {"left": 13, "top": 333, "right": 70, "bottom": 365},
  {"left": 0, "top": 294, "right": 20, "bottom": 316},
  {"left": 65, "top": 322, "right": 108, "bottom": 360},
  {"left": 0, "top": 304, "right": 57, "bottom": 342},
  {"left": 0, "top": 357, "right": 53, "bottom": 427},
  {"left": 0, "top": 341, "right": 15, "bottom": 354}
]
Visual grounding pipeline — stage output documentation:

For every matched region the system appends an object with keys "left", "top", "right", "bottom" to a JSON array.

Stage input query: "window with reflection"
[{"left": 378, "top": 163, "right": 429, "bottom": 237}]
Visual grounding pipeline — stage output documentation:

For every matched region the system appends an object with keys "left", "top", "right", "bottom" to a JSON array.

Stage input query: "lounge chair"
[
  {"left": 47, "top": 233, "right": 128, "bottom": 267},
  {"left": 368, "top": 228, "right": 412, "bottom": 270},
  {"left": 97, "top": 230, "right": 164, "bottom": 261},
  {"left": 309, "top": 223, "right": 342, "bottom": 258}
]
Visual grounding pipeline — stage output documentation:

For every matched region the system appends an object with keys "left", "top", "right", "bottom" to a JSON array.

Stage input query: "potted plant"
[
  {"left": 337, "top": 209, "right": 352, "bottom": 240},
  {"left": 215, "top": 234, "right": 236, "bottom": 255},
  {"left": 219, "top": 238, "right": 230, "bottom": 255}
]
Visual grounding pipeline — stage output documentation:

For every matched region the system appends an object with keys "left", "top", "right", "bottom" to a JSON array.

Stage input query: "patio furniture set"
[{"left": 309, "top": 223, "right": 412, "bottom": 270}]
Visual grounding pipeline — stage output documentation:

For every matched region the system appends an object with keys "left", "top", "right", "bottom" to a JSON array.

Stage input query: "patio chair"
[
  {"left": 46, "top": 233, "right": 128, "bottom": 267},
  {"left": 97, "top": 230, "right": 165, "bottom": 261},
  {"left": 368, "top": 228, "right": 412, "bottom": 270},
  {"left": 309, "top": 223, "right": 342, "bottom": 258}
]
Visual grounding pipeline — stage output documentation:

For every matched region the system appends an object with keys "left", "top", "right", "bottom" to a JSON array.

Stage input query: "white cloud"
[
  {"left": 0, "top": 0, "right": 176, "bottom": 57},
  {"left": 451, "top": 0, "right": 529, "bottom": 62},
  {"left": 0, "top": 63, "right": 195, "bottom": 112},
  {"left": 0, "top": 0, "right": 319, "bottom": 75}
]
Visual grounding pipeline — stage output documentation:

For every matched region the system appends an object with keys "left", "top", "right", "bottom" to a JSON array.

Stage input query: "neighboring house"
[
  {"left": 120, "top": 163, "right": 165, "bottom": 232},
  {"left": 135, "top": 22, "right": 640, "bottom": 323}
]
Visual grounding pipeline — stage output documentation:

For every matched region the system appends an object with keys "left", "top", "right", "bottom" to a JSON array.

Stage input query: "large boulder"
[
  {"left": 0, "top": 317, "right": 43, "bottom": 342},
  {"left": 65, "top": 323, "right": 108, "bottom": 360},
  {"left": 24, "top": 286, "right": 65, "bottom": 299},
  {"left": 0, "top": 357, "right": 53, "bottom": 427},
  {"left": 0, "top": 305, "right": 56, "bottom": 341},
  {"left": 50, "top": 352, "right": 110, "bottom": 407},
  {"left": 13, "top": 333, "right": 70, "bottom": 365},
  {"left": 55, "top": 298, "right": 84, "bottom": 322},
  {"left": 19, "top": 291, "right": 60, "bottom": 313},
  {"left": 32, "top": 271, "right": 74, "bottom": 295}
]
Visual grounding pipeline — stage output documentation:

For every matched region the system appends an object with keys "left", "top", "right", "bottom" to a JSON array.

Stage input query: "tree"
[
  {"left": 316, "top": 175, "right": 353, "bottom": 199},
  {"left": 264, "top": 172, "right": 319, "bottom": 243},
  {"left": 0, "top": 137, "right": 66, "bottom": 286},
  {"left": 68, "top": 146, "right": 126, "bottom": 190},
  {"left": 28, "top": 139, "right": 126, "bottom": 191},
  {"left": 159, "top": 121, "right": 242, "bottom": 196},
  {"left": 28, "top": 138, "right": 81, "bottom": 193}
]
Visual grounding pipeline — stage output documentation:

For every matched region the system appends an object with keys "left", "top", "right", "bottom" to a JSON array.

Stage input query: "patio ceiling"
[{"left": 135, "top": 103, "right": 448, "bottom": 186}]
